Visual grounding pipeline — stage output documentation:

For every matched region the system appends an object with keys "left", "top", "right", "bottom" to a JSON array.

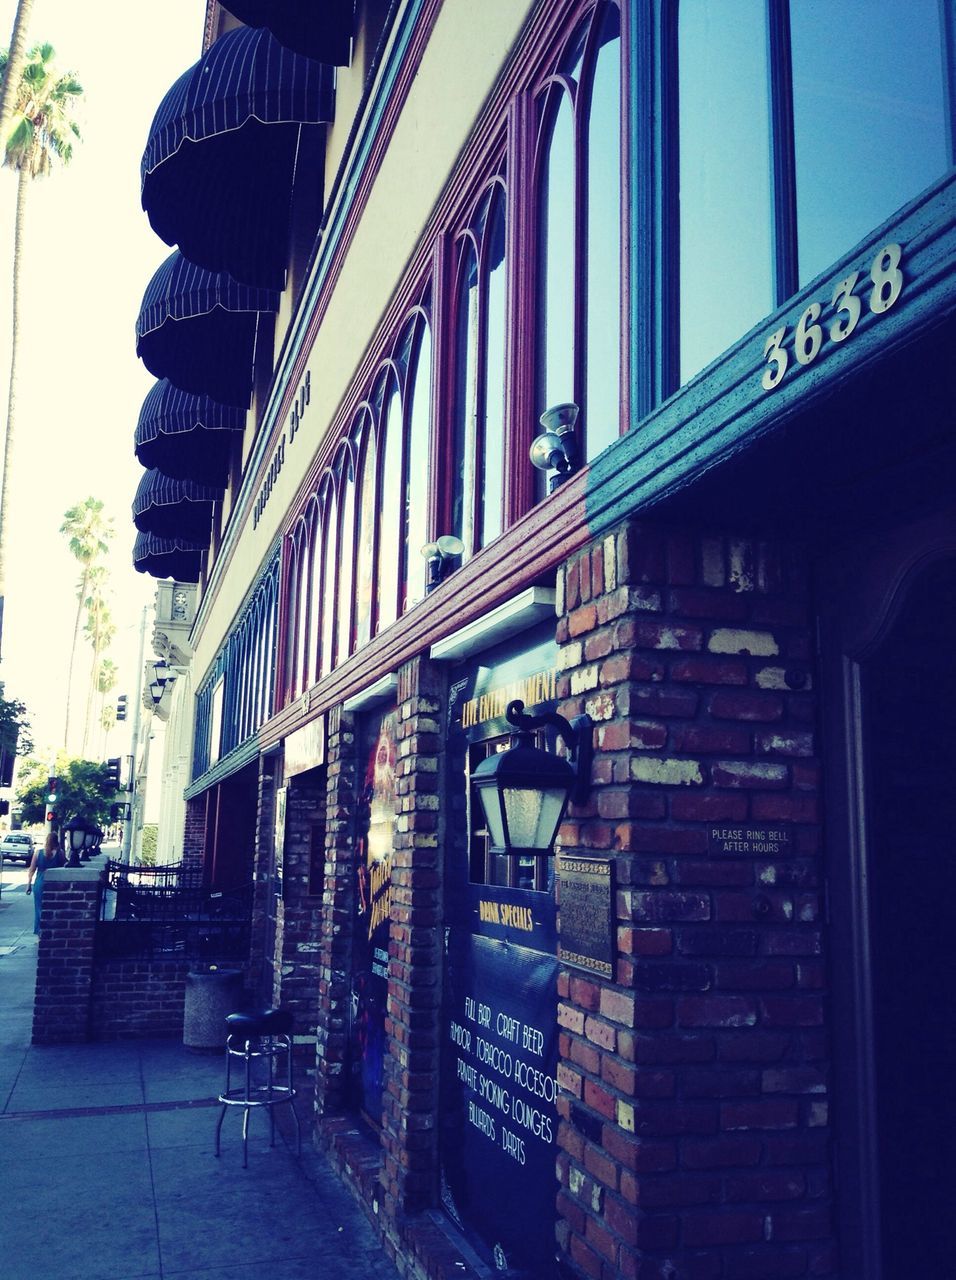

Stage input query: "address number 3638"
[{"left": 761, "top": 242, "right": 904, "bottom": 392}]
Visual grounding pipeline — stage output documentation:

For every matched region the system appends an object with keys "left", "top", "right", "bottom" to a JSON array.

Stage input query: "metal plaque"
[
  {"left": 558, "top": 857, "right": 614, "bottom": 978},
  {"left": 707, "top": 825, "right": 792, "bottom": 856}
]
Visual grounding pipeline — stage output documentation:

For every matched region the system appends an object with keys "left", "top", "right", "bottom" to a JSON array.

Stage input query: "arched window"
[
  {"left": 305, "top": 499, "right": 321, "bottom": 689},
  {"left": 353, "top": 411, "right": 377, "bottom": 650},
  {"left": 295, "top": 517, "right": 311, "bottom": 696},
  {"left": 283, "top": 533, "right": 302, "bottom": 702},
  {"left": 336, "top": 449, "right": 356, "bottom": 663},
  {"left": 320, "top": 484, "right": 338, "bottom": 677},
  {"left": 403, "top": 316, "right": 431, "bottom": 611},
  {"left": 452, "top": 184, "right": 508, "bottom": 558},
  {"left": 536, "top": 2, "right": 622, "bottom": 462},
  {"left": 377, "top": 373, "right": 403, "bottom": 632}
]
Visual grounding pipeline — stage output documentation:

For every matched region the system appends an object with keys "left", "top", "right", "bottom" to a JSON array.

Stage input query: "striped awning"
[
  {"left": 135, "top": 380, "right": 245, "bottom": 487},
  {"left": 141, "top": 24, "right": 334, "bottom": 290},
  {"left": 133, "top": 530, "right": 205, "bottom": 583},
  {"left": 221, "top": 1, "right": 355, "bottom": 64},
  {"left": 132, "top": 469, "right": 222, "bottom": 541},
  {"left": 135, "top": 251, "right": 279, "bottom": 408}
]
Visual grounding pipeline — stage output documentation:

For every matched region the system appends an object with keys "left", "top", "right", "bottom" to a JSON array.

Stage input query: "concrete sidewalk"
[{"left": 0, "top": 855, "right": 399, "bottom": 1280}]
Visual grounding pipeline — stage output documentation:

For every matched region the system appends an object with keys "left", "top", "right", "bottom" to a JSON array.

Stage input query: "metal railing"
[{"left": 97, "top": 860, "right": 253, "bottom": 961}]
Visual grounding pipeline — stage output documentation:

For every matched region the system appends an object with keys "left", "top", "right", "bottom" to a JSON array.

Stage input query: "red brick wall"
[
  {"left": 275, "top": 768, "right": 327, "bottom": 1053},
  {"left": 315, "top": 704, "right": 358, "bottom": 1113},
  {"left": 182, "top": 796, "right": 206, "bottom": 874},
  {"left": 380, "top": 655, "right": 444, "bottom": 1218},
  {"left": 90, "top": 958, "right": 190, "bottom": 1039},
  {"left": 32, "top": 869, "right": 102, "bottom": 1044},
  {"left": 553, "top": 521, "right": 833, "bottom": 1280}
]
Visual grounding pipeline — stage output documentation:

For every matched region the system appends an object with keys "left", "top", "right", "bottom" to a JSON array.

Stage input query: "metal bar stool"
[{"left": 214, "top": 1007, "right": 301, "bottom": 1167}]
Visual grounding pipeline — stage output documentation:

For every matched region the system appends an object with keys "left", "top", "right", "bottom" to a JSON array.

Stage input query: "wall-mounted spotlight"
[
  {"left": 471, "top": 698, "right": 594, "bottom": 858},
  {"left": 421, "top": 534, "right": 465, "bottom": 592},
  {"left": 529, "top": 402, "right": 581, "bottom": 492}
]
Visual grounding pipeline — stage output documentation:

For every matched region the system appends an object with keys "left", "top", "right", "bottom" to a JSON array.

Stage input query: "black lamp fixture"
[
  {"left": 529, "top": 402, "right": 581, "bottom": 492},
  {"left": 149, "top": 658, "right": 177, "bottom": 708},
  {"left": 63, "top": 817, "right": 92, "bottom": 869},
  {"left": 421, "top": 534, "right": 465, "bottom": 591},
  {"left": 471, "top": 699, "right": 593, "bottom": 858}
]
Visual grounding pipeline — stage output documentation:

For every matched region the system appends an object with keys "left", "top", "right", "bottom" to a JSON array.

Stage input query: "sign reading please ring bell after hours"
[{"left": 558, "top": 857, "right": 614, "bottom": 978}]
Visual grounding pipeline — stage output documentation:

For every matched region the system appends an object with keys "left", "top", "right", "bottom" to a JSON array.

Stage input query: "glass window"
[
  {"left": 678, "top": 0, "right": 774, "bottom": 384},
  {"left": 537, "top": 87, "right": 575, "bottom": 413},
  {"left": 320, "top": 490, "right": 337, "bottom": 677},
  {"left": 452, "top": 242, "right": 479, "bottom": 557},
  {"left": 337, "top": 456, "right": 356, "bottom": 663},
  {"left": 284, "top": 538, "right": 301, "bottom": 701},
  {"left": 791, "top": 0, "right": 950, "bottom": 286},
  {"left": 584, "top": 3, "right": 622, "bottom": 458},
  {"left": 481, "top": 197, "right": 507, "bottom": 547},
  {"left": 378, "top": 380, "right": 403, "bottom": 632},
  {"left": 354, "top": 419, "right": 377, "bottom": 650},
  {"left": 296, "top": 524, "right": 311, "bottom": 695},
  {"left": 404, "top": 320, "right": 431, "bottom": 611},
  {"left": 306, "top": 502, "right": 321, "bottom": 689}
]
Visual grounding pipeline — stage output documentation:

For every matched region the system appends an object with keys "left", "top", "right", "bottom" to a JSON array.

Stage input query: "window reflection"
[
  {"left": 585, "top": 3, "right": 622, "bottom": 458},
  {"left": 453, "top": 243, "right": 479, "bottom": 557},
  {"left": 354, "top": 421, "right": 377, "bottom": 650},
  {"left": 404, "top": 321, "right": 431, "bottom": 611},
  {"left": 482, "top": 198, "right": 506, "bottom": 548},
  {"left": 320, "top": 491, "right": 337, "bottom": 677},
  {"left": 791, "top": 0, "right": 949, "bottom": 286},
  {"left": 679, "top": 0, "right": 774, "bottom": 384},
  {"left": 537, "top": 87, "right": 575, "bottom": 413},
  {"left": 378, "top": 381, "right": 402, "bottom": 632},
  {"left": 306, "top": 502, "right": 321, "bottom": 687},
  {"left": 337, "top": 457, "right": 356, "bottom": 661}
]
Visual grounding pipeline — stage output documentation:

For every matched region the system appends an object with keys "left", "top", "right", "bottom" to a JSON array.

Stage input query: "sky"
[{"left": 0, "top": 1, "right": 204, "bottom": 767}]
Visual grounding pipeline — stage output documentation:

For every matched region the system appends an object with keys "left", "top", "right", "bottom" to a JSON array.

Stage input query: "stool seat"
[
  {"left": 226, "top": 1008, "right": 293, "bottom": 1038},
  {"left": 214, "top": 1005, "right": 300, "bottom": 1167}
]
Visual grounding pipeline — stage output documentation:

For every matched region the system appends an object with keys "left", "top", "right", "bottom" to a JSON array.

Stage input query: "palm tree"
[
  {"left": 60, "top": 498, "right": 112, "bottom": 753},
  {"left": 82, "top": 580, "right": 115, "bottom": 755},
  {"left": 0, "top": 3, "right": 36, "bottom": 168},
  {"left": 0, "top": 41, "right": 82, "bottom": 657},
  {"left": 96, "top": 657, "right": 118, "bottom": 756}
]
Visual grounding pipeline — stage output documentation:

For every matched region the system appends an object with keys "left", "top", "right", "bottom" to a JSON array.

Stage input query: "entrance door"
[{"left": 820, "top": 511, "right": 956, "bottom": 1279}]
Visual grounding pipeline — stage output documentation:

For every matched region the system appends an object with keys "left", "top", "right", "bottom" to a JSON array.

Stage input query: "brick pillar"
[
  {"left": 248, "top": 755, "right": 278, "bottom": 1004},
  {"left": 315, "top": 704, "right": 358, "bottom": 1114},
  {"left": 182, "top": 796, "right": 205, "bottom": 874},
  {"left": 379, "top": 655, "right": 444, "bottom": 1217},
  {"left": 553, "top": 521, "right": 834, "bottom": 1280},
  {"left": 32, "top": 867, "right": 103, "bottom": 1045},
  {"left": 276, "top": 768, "right": 327, "bottom": 1059}
]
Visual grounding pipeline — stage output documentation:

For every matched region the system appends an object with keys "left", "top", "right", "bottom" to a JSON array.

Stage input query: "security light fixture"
[
  {"left": 421, "top": 534, "right": 465, "bottom": 591},
  {"left": 529, "top": 402, "right": 581, "bottom": 491},
  {"left": 471, "top": 698, "right": 593, "bottom": 857}
]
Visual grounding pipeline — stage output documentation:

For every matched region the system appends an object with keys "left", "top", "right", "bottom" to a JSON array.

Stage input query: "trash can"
[{"left": 183, "top": 967, "right": 243, "bottom": 1050}]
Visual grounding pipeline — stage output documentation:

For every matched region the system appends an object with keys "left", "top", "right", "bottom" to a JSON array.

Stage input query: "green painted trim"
[{"left": 184, "top": 734, "right": 261, "bottom": 801}]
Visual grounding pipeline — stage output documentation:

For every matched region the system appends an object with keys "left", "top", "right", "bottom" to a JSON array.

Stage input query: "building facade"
[{"left": 130, "top": 2, "right": 956, "bottom": 1276}]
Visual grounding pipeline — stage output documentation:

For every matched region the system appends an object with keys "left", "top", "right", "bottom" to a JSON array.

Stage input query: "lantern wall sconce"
[
  {"left": 421, "top": 534, "right": 465, "bottom": 592},
  {"left": 529, "top": 402, "right": 581, "bottom": 492},
  {"left": 471, "top": 698, "right": 594, "bottom": 858}
]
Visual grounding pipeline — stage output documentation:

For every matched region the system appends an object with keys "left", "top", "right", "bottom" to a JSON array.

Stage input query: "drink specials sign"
[{"left": 441, "top": 621, "right": 560, "bottom": 1276}]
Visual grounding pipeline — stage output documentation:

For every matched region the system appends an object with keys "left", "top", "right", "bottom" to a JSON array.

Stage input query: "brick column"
[
  {"left": 554, "top": 521, "right": 834, "bottom": 1280},
  {"left": 248, "top": 755, "right": 278, "bottom": 1004},
  {"left": 182, "top": 796, "right": 205, "bottom": 874},
  {"left": 275, "top": 768, "right": 327, "bottom": 1056},
  {"left": 379, "top": 655, "right": 444, "bottom": 1217},
  {"left": 32, "top": 867, "right": 103, "bottom": 1045},
  {"left": 315, "top": 704, "right": 358, "bottom": 1113}
]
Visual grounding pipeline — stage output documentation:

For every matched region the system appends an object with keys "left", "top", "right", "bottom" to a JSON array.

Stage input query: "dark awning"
[
  {"left": 133, "top": 530, "right": 205, "bottom": 583},
  {"left": 141, "top": 24, "right": 334, "bottom": 290},
  {"left": 134, "top": 380, "right": 246, "bottom": 487},
  {"left": 135, "top": 251, "right": 279, "bottom": 408},
  {"left": 132, "top": 468, "right": 222, "bottom": 541},
  {"left": 221, "top": 1, "right": 355, "bottom": 64}
]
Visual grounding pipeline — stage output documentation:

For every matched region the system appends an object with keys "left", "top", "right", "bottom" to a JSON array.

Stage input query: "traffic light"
[
  {"left": 0, "top": 799, "right": 8, "bottom": 816},
  {"left": 106, "top": 758, "right": 122, "bottom": 790},
  {"left": 109, "top": 802, "right": 120, "bottom": 822},
  {"left": 47, "top": 776, "right": 57, "bottom": 804},
  {"left": 116, "top": 694, "right": 128, "bottom": 722}
]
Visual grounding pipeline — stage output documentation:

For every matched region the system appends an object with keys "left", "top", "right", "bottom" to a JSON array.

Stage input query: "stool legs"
[{"left": 215, "top": 1030, "right": 298, "bottom": 1164}]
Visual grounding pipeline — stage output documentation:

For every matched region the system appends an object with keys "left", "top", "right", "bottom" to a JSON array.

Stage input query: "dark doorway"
[
  {"left": 820, "top": 518, "right": 956, "bottom": 1280},
  {"left": 860, "top": 558, "right": 956, "bottom": 1275}
]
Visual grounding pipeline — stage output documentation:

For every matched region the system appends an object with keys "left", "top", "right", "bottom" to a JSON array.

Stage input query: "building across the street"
[{"left": 129, "top": 2, "right": 956, "bottom": 1276}]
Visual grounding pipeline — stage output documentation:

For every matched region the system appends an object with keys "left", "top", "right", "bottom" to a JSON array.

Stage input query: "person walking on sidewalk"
[{"left": 26, "top": 833, "right": 64, "bottom": 935}]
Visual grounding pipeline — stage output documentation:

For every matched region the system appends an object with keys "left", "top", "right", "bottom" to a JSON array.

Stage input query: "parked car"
[{"left": 0, "top": 833, "right": 35, "bottom": 864}]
